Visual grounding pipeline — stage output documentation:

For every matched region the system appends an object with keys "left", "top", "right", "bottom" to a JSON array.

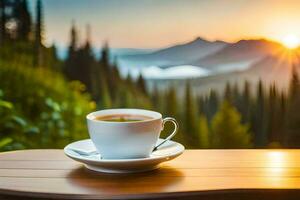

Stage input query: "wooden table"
[{"left": 0, "top": 150, "right": 300, "bottom": 200}]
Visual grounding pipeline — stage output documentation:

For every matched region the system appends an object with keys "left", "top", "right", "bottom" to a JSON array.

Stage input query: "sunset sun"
[{"left": 281, "top": 34, "right": 300, "bottom": 49}]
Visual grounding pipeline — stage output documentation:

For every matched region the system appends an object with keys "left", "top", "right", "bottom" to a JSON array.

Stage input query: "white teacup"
[{"left": 86, "top": 109, "right": 178, "bottom": 159}]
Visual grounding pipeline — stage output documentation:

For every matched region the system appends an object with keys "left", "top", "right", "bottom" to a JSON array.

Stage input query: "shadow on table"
[{"left": 66, "top": 165, "right": 184, "bottom": 195}]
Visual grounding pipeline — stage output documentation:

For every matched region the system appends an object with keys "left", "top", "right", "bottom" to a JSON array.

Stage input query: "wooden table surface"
[{"left": 0, "top": 150, "right": 300, "bottom": 200}]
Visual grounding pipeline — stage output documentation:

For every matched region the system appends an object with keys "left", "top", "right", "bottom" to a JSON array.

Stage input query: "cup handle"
[{"left": 153, "top": 117, "right": 179, "bottom": 151}]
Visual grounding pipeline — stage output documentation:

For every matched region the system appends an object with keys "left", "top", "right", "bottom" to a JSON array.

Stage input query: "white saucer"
[{"left": 64, "top": 139, "right": 184, "bottom": 173}]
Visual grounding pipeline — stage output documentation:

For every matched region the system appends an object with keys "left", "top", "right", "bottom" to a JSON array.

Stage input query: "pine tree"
[
  {"left": 278, "top": 92, "right": 286, "bottom": 145},
  {"left": 125, "top": 73, "right": 133, "bottom": 89},
  {"left": 35, "top": 0, "right": 43, "bottom": 45},
  {"left": 0, "top": 0, "right": 7, "bottom": 43},
  {"left": 34, "top": 0, "right": 44, "bottom": 67},
  {"left": 252, "top": 79, "right": 267, "bottom": 147},
  {"left": 211, "top": 101, "right": 252, "bottom": 148},
  {"left": 14, "top": 0, "right": 31, "bottom": 40},
  {"left": 111, "top": 58, "right": 120, "bottom": 82},
  {"left": 84, "top": 24, "right": 98, "bottom": 97},
  {"left": 99, "top": 42, "right": 113, "bottom": 95},
  {"left": 205, "top": 89, "right": 219, "bottom": 121},
  {"left": 165, "top": 86, "right": 177, "bottom": 117},
  {"left": 65, "top": 24, "right": 99, "bottom": 99},
  {"left": 50, "top": 44, "right": 57, "bottom": 60},
  {"left": 100, "top": 78, "right": 112, "bottom": 109},
  {"left": 184, "top": 81, "right": 199, "bottom": 147},
  {"left": 232, "top": 82, "right": 240, "bottom": 106},
  {"left": 163, "top": 86, "right": 184, "bottom": 143},
  {"left": 69, "top": 21, "right": 77, "bottom": 55},
  {"left": 65, "top": 22, "right": 78, "bottom": 80},
  {"left": 46, "top": 43, "right": 60, "bottom": 71},
  {"left": 289, "top": 66, "right": 300, "bottom": 98},
  {"left": 197, "top": 96, "right": 205, "bottom": 114},
  {"left": 267, "top": 83, "right": 282, "bottom": 146},
  {"left": 78, "top": 25, "right": 97, "bottom": 96},
  {"left": 286, "top": 66, "right": 300, "bottom": 147},
  {"left": 109, "top": 59, "right": 121, "bottom": 100},
  {"left": 224, "top": 82, "right": 232, "bottom": 103},
  {"left": 198, "top": 114, "right": 209, "bottom": 148},
  {"left": 136, "top": 73, "right": 147, "bottom": 94},
  {"left": 241, "top": 80, "right": 251, "bottom": 123},
  {"left": 99, "top": 42, "right": 110, "bottom": 73}
]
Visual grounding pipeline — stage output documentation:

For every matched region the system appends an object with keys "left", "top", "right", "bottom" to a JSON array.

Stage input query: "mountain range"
[
  {"left": 118, "top": 36, "right": 299, "bottom": 93},
  {"left": 121, "top": 37, "right": 227, "bottom": 67}
]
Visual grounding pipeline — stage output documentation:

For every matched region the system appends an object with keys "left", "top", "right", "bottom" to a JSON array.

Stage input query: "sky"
[{"left": 31, "top": 0, "right": 300, "bottom": 48}]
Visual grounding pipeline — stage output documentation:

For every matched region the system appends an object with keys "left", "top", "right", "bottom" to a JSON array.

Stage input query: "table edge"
[{"left": 1, "top": 188, "right": 300, "bottom": 200}]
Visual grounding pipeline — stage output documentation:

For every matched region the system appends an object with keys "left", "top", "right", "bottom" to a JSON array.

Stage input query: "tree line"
[
  {"left": 64, "top": 23, "right": 152, "bottom": 109},
  {"left": 153, "top": 68, "right": 300, "bottom": 149}
]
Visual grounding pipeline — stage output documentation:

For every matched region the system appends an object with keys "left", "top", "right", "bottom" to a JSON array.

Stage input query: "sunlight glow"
[
  {"left": 267, "top": 151, "right": 286, "bottom": 177},
  {"left": 264, "top": 151, "right": 287, "bottom": 187},
  {"left": 281, "top": 34, "right": 300, "bottom": 49}
]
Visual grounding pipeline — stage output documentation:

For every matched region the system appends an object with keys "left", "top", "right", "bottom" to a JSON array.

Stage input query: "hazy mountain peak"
[
  {"left": 191, "top": 37, "right": 228, "bottom": 46},
  {"left": 192, "top": 36, "right": 210, "bottom": 43},
  {"left": 193, "top": 38, "right": 284, "bottom": 68},
  {"left": 234, "top": 38, "right": 280, "bottom": 46},
  {"left": 120, "top": 37, "right": 228, "bottom": 68}
]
